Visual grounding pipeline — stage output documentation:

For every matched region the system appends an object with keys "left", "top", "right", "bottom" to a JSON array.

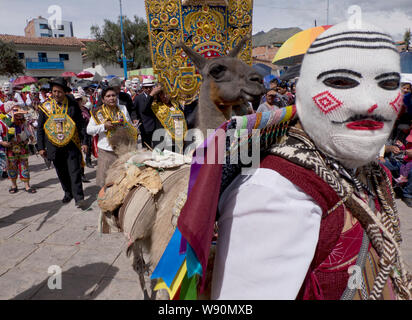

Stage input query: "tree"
[
  {"left": 404, "top": 28, "right": 411, "bottom": 52},
  {"left": 0, "top": 40, "right": 25, "bottom": 77},
  {"left": 86, "top": 15, "right": 151, "bottom": 70}
]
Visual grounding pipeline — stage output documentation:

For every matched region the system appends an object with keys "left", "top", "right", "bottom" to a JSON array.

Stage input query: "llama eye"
[
  {"left": 209, "top": 65, "right": 227, "bottom": 79},
  {"left": 378, "top": 79, "right": 400, "bottom": 90},
  {"left": 323, "top": 76, "right": 359, "bottom": 89}
]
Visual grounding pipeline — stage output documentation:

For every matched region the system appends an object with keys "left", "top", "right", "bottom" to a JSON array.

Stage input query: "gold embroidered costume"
[
  {"left": 151, "top": 101, "right": 187, "bottom": 142},
  {"left": 39, "top": 98, "right": 79, "bottom": 148},
  {"left": 90, "top": 104, "right": 138, "bottom": 146}
]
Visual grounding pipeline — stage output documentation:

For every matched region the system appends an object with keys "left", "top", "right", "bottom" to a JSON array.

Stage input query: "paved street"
[
  {"left": 0, "top": 154, "right": 151, "bottom": 300},
  {"left": 0, "top": 154, "right": 411, "bottom": 300}
]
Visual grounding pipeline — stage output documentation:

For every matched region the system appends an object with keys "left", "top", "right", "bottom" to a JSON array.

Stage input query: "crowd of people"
[
  {"left": 0, "top": 75, "right": 196, "bottom": 207},
  {"left": 1, "top": 18, "right": 412, "bottom": 301},
  {"left": 0, "top": 71, "right": 411, "bottom": 208}
]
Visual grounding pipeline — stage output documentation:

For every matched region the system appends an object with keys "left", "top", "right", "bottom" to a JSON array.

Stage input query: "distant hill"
[{"left": 252, "top": 27, "right": 302, "bottom": 47}]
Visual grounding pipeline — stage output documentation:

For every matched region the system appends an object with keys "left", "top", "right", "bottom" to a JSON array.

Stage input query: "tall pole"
[
  {"left": 326, "top": 0, "right": 330, "bottom": 25},
  {"left": 119, "top": 0, "right": 128, "bottom": 80}
]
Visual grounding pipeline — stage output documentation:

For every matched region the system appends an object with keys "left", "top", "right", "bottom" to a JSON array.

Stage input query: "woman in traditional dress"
[
  {"left": 87, "top": 87, "right": 137, "bottom": 188},
  {"left": 0, "top": 102, "right": 36, "bottom": 193}
]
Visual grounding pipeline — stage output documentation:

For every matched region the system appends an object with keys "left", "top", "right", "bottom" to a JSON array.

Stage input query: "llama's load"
[{"left": 98, "top": 149, "right": 192, "bottom": 269}]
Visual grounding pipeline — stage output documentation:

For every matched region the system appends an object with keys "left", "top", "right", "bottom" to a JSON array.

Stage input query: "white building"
[
  {"left": 0, "top": 34, "right": 84, "bottom": 82},
  {"left": 25, "top": 16, "right": 74, "bottom": 38}
]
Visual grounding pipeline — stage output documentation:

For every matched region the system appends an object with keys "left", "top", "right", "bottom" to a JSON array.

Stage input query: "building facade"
[
  {"left": 25, "top": 16, "right": 74, "bottom": 38},
  {"left": 0, "top": 35, "right": 83, "bottom": 82}
]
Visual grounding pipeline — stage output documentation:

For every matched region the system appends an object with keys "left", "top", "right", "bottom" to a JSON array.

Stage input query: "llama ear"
[
  {"left": 175, "top": 42, "right": 207, "bottom": 71},
  {"left": 228, "top": 35, "right": 251, "bottom": 58}
]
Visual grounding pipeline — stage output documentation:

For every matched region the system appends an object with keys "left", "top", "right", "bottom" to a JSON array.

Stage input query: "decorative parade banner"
[{"left": 145, "top": 0, "right": 254, "bottom": 104}]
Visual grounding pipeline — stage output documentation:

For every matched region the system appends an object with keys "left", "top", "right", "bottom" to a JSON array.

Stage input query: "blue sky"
[{"left": 0, "top": 0, "right": 411, "bottom": 41}]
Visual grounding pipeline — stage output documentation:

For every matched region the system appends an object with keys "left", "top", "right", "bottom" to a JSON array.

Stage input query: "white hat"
[
  {"left": 142, "top": 78, "right": 155, "bottom": 87},
  {"left": 109, "top": 77, "right": 122, "bottom": 87},
  {"left": 3, "top": 101, "right": 18, "bottom": 114},
  {"left": 131, "top": 78, "right": 140, "bottom": 84},
  {"left": 73, "top": 92, "right": 83, "bottom": 100}
]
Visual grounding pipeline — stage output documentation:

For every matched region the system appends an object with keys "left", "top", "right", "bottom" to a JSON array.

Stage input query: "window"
[
  {"left": 40, "top": 33, "right": 51, "bottom": 37},
  {"left": 59, "top": 54, "right": 69, "bottom": 61},
  {"left": 38, "top": 52, "right": 47, "bottom": 62},
  {"left": 17, "top": 52, "right": 25, "bottom": 60},
  {"left": 58, "top": 25, "right": 64, "bottom": 30},
  {"left": 39, "top": 23, "right": 49, "bottom": 30},
  {"left": 59, "top": 34, "right": 65, "bottom": 38}
]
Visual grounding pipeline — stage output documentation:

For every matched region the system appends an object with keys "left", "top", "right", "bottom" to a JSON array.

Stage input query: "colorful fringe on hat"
[{"left": 151, "top": 105, "right": 297, "bottom": 300}]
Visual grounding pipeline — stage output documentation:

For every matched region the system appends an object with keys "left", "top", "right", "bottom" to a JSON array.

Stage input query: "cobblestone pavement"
[
  {"left": 0, "top": 155, "right": 148, "bottom": 300},
  {"left": 0, "top": 155, "right": 411, "bottom": 300}
]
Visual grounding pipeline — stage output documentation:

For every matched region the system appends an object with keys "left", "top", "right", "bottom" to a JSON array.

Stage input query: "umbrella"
[
  {"left": 279, "top": 64, "right": 301, "bottom": 81},
  {"left": 13, "top": 76, "right": 37, "bottom": 86},
  {"left": 76, "top": 71, "right": 94, "bottom": 79},
  {"left": 75, "top": 79, "right": 94, "bottom": 88},
  {"left": 61, "top": 71, "right": 77, "bottom": 77},
  {"left": 93, "top": 72, "right": 103, "bottom": 82},
  {"left": 273, "top": 25, "right": 332, "bottom": 66}
]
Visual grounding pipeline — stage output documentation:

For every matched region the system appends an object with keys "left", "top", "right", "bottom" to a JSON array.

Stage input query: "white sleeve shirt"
[
  {"left": 14, "top": 93, "right": 25, "bottom": 108},
  {"left": 211, "top": 168, "right": 322, "bottom": 300},
  {"left": 86, "top": 104, "right": 132, "bottom": 152}
]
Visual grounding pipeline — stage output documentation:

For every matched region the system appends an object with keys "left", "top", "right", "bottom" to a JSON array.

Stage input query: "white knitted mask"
[
  {"left": 296, "top": 22, "right": 401, "bottom": 168},
  {"left": 2, "top": 82, "right": 12, "bottom": 95}
]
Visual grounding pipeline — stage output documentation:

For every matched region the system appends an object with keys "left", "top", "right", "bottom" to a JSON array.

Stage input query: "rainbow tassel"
[{"left": 151, "top": 229, "right": 202, "bottom": 300}]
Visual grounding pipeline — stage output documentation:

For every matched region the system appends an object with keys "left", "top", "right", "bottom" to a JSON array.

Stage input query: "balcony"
[{"left": 26, "top": 58, "right": 64, "bottom": 70}]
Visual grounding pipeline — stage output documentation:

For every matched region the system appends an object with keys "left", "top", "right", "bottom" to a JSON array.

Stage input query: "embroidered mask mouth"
[{"left": 331, "top": 114, "right": 391, "bottom": 130}]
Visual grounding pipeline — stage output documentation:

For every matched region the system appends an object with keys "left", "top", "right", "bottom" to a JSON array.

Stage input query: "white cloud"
[{"left": 362, "top": 10, "right": 412, "bottom": 40}]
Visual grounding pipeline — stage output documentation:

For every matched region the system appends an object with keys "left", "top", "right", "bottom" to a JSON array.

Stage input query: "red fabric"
[
  {"left": 177, "top": 126, "right": 227, "bottom": 291},
  {"left": 261, "top": 155, "right": 346, "bottom": 300},
  {"left": 21, "top": 93, "right": 27, "bottom": 103}
]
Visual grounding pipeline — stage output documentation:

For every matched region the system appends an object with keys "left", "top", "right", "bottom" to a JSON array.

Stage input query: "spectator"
[
  {"left": 74, "top": 92, "right": 94, "bottom": 169},
  {"left": 276, "top": 82, "right": 295, "bottom": 107},
  {"left": 133, "top": 79, "right": 158, "bottom": 149},
  {"left": 257, "top": 89, "right": 280, "bottom": 112},
  {"left": 382, "top": 125, "right": 412, "bottom": 207},
  {"left": 401, "top": 82, "right": 412, "bottom": 95}
]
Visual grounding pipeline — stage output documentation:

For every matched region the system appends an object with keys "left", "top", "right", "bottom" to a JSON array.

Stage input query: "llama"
[
  {"left": 176, "top": 36, "right": 265, "bottom": 137},
  {"left": 98, "top": 36, "right": 266, "bottom": 300}
]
